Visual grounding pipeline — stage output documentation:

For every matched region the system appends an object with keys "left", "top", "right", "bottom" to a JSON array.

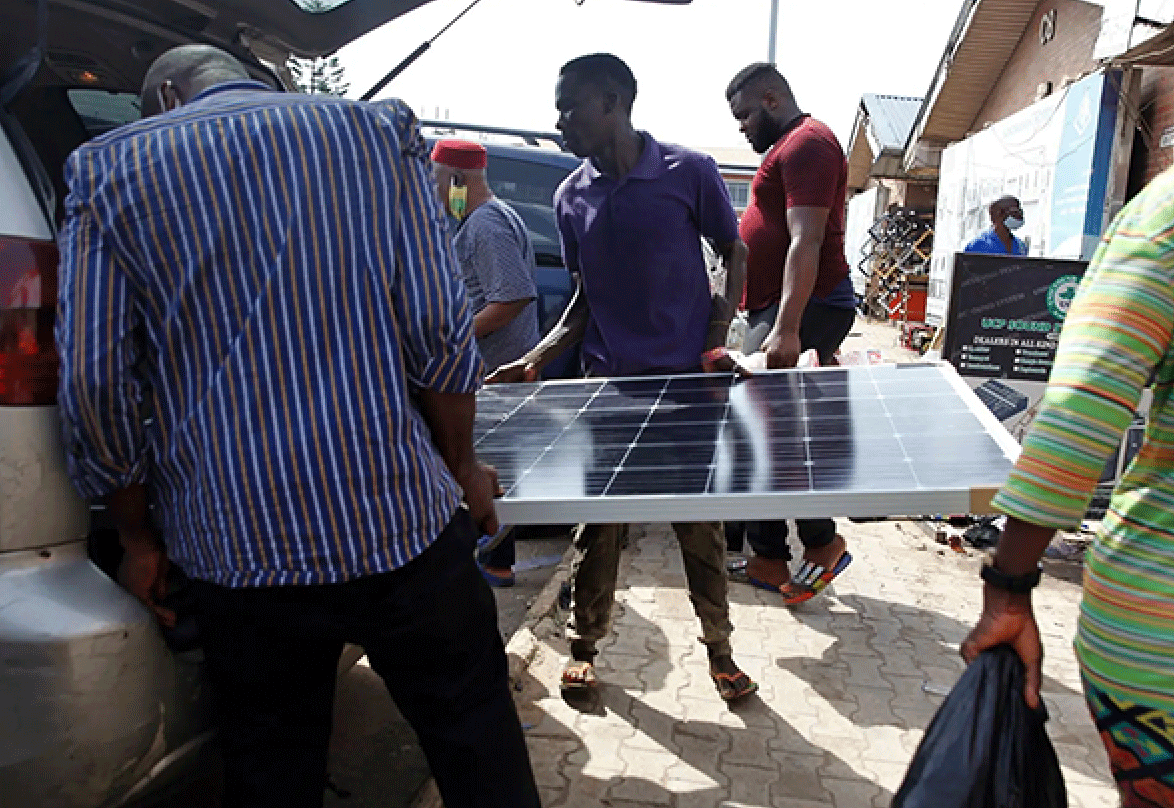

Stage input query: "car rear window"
[
  {"left": 486, "top": 156, "right": 573, "bottom": 208},
  {"left": 67, "top": 90, "right": 140, "bottom": 137},
  {"left": 485, "top": 155, "right": 575, "bottom": 259}
]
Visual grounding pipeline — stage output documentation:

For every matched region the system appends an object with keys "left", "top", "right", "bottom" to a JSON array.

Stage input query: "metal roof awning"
[
  {"left": 1111, "top": 22, "right": 1174, "bottom": 65},
  {"left": 846, "top": 94, "right": 923, "bottom": 189},
  {"left": 902, "top": 0, "right": 1040, "bottom": 173}
]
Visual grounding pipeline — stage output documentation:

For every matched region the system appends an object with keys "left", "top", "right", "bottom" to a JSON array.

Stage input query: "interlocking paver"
[
  {"left": 720, "top": 726, "right": 777, "bottom": 770},
  {"left": 848, "top": 687, "right": 899, "bottom": 727},
  {"left": 502, "top": 440, "right": 1120, "bottom": 808},
  {"left": 722, "top": 762, "right": 781, "bottom": 806},
  {"left": 819, "top": 776, "right": 886, "bottom": 808},
  {"left": 604, "top": 774, "right": 675, "bottom": 806},
  {"left": 768, "top": 750, "right": 829, "bottom": 802}
]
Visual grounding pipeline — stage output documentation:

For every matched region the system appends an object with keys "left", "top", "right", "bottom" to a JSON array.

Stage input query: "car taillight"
[{"left": 0, "top": 236, "right": 58, "bottom": 405}]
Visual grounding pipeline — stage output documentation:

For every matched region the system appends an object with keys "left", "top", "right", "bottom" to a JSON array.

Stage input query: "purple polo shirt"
[{"left": 554, "top": 132, "right": 740, "bottom": 376}]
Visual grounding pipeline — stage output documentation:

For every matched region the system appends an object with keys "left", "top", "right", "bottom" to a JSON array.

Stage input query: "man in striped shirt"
[
  {"left": 56, "top": 45, "right": 539, "bottom": 808},
  {"left": 962, "top": 168, "right": 1174, "bottom": 806}
]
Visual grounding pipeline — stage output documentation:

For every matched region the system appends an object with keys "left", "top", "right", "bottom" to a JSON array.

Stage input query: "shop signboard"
[
  {"left": 943, "top": 251, "right": 1147, "bottom": 486},
  {"left": 942, "top": 253, "right": 1085, "bottom": 384}
]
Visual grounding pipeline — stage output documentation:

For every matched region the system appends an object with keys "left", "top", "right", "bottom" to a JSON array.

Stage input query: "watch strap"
[{"left": 980, "top": 555, "right": 1042, "bottom": 593}]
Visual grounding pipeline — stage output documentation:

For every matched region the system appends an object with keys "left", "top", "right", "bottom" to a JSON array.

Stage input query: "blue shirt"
[
  {"left": 964, "top": 228, "right": 1027, "bottom": 255},
  {"left": 554, "top": 133, "right": 740, "bottom": 376},
  {"left": 56, "top": 83, "right": 482, "bottom": 587}
]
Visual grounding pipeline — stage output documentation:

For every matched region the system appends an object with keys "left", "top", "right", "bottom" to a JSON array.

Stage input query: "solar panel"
[{"left": 474, "top": 363, "right": 1020, "bottom": 524}]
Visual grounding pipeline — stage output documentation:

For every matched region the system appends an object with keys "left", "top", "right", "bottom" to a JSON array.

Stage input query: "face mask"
[
  {"left": 1005, "top": 215, "right": 1024, "bottom": 231},
  {"left": 448, "top": 178, "right": 467, "bottom": 219}
]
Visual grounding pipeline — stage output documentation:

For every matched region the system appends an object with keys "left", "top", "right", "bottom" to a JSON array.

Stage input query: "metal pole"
[{"left": 768, "top": 0, "right": 778, "bottom": 64}]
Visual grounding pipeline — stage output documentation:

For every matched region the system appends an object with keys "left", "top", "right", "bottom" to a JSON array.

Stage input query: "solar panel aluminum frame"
[{"left": 475, "top": 362, "right": 1021, "bottom": 525}]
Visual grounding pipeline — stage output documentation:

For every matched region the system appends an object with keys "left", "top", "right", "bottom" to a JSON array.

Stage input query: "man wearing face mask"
[
  {"left": 965, "top": 196, "right": 1029, "bottom": 255},
  {"left": 430, "top": 139, "right": 540, "bottom": 381},
  {"left": 430, "top": 139, "right": 540, "bottom": 588}
]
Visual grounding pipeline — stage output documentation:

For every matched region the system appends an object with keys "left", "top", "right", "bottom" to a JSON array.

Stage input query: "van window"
[
  {"left": 486, "top": 155, "right": 575, "bottom": 258},
  {"left": 486, "top": 156, "right": 571, "bottom": 208},
  {"left": 67, "top": 90, "right": 140, "bottom": 137}
]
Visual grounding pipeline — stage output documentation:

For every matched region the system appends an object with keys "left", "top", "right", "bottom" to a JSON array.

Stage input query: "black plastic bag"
[{"left": 891, "top": 645, "right": 1066, "bottom": 808}]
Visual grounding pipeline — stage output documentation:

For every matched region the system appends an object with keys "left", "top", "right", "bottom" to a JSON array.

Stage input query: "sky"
[{"left": 338, "top": 0, "right": 963, "bottom": 158}]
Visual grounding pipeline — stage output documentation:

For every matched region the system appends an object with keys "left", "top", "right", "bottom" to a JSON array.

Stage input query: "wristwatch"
[{"left": 980, "top": 553, "right": 1042, "bottom": 593}]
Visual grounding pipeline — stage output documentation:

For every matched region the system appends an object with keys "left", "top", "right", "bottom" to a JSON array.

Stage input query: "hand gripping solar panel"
[{"left": 473, "top": 363, "right": 1020, "bottom": 525}]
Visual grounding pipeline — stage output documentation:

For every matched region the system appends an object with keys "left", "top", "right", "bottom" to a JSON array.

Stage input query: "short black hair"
[
  {"left": 559, "top": 53, "right": 637, "bottom": 110},
  {"left": 726, "top": 62, "right": 780, "bottom": 101}
]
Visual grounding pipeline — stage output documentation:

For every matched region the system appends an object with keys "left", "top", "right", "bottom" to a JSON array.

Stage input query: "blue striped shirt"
[{"left": 56, "top": 82, "right": 483, "bottom": 587}]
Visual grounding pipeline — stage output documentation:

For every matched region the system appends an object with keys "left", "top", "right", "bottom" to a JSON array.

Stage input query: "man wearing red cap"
[
  {"left": 431, "top": 139, "right": 540, "bottom": 377},
  {"left": 431, "top": 139, "right": 541, "bottom": 587}
]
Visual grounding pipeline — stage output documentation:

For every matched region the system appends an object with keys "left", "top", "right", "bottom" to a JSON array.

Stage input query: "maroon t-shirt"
[{"left": 739, "top": 116, "right": 850, "bottom": 312}]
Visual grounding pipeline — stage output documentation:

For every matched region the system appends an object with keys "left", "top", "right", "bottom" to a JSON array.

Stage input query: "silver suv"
[{"left": 0, "top": 3, "right": 431, "bottom": 806}]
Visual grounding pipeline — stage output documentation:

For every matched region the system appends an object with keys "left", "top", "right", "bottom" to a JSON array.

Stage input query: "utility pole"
[{"left": 768, "top": 0, "right": 778, "bottom": 64}]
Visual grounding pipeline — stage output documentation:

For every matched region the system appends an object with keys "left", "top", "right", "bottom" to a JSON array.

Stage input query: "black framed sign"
[{"left": 942, "top": 252, "right": 1087, "bottom": 382}]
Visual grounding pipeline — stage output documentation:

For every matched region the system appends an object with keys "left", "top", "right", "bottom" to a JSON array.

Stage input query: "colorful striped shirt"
[
  {"left": 993, "top": 167, "right": 1174, "bottom": 712},
  {"left": 56, "top": 82, "right": 482, "bottom": 587}
]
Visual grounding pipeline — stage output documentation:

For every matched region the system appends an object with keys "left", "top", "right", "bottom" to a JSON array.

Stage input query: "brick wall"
[
  {"left": 971, "top": 0, "right": 1102, "bottom": 130},
  {"left": 1131, "top": 67, "right": 1174, "bottom": 190}
]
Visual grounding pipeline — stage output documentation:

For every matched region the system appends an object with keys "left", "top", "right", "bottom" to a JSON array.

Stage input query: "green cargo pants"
[{"left": 566, "top": 521, "right": 734, "bottom": 661}]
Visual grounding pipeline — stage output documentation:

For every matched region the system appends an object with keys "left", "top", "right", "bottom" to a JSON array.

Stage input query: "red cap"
[{"left": 431, "top": 139, "right": 487, "bottom": 170}]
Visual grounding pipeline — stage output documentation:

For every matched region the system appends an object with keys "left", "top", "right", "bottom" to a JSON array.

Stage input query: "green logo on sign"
[{"left": 1047, "top": 275, "right": 1079, "bottom": 320}]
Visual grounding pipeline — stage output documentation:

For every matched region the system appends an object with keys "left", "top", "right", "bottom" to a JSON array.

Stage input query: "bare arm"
[
  {"left": 106, "top": 482, "right": 176, "bottom": 627},
  {"left": 960, "top": 517, "right": 1055, "bottom": 708},
  {"left": 473, "top": 298, "right": 533, "bottom": 339},
  {"left": 486, "top": 277, "right": 590, "bottom": 383},
  {"left": 764, "top": 206, "right": 828, "bottom": 368},
  {"left": 706, "top": 240, "right": 748, "bottom": 350}
]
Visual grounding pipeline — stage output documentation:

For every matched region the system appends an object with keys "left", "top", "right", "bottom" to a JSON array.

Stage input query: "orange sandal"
[
  {"left": 711, "top": 669, "right": 758, "bottom": 702},
  {"left": 560, "top": 660, "right": 597, "bottom": 692},
  {"left": 779, "top": 551, "right": 853, "bottom": 606}
]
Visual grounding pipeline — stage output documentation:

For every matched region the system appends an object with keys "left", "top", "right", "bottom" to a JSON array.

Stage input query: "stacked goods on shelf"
[{"left": 858, "top": 208, "right": 933, "bottom": 330}]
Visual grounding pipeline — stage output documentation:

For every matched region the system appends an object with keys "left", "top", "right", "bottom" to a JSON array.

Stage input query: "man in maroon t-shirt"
[{"left": 725, "top": 62, "right": 856, "bottom": 605}]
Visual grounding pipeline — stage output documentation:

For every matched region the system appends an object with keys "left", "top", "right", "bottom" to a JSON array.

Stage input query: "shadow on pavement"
[{"left": 520, "top": 596, "right": 893, "bottom": 806}]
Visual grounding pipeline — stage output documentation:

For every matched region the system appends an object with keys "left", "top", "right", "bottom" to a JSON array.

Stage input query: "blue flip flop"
[{"left": 479, "top": 563, "right": 516, "bottom": 588}]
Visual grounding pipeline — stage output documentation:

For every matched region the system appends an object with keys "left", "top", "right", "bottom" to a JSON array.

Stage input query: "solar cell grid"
[{"left": 473, "top": 363, "right": 1019, "bottom": 523}]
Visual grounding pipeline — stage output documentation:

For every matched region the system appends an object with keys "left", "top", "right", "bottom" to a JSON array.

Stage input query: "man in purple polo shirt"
[{"left": 489, "top": 53, "right": 755, "bottom": 702}]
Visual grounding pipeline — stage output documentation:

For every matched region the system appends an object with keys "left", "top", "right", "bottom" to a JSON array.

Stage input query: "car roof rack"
[{"left": 419, "top": 119, "right": 567, "bottom": 151}]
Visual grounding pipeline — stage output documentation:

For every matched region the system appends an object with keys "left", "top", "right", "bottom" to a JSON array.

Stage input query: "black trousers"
[
  {"left": 191, "top": 508, "right": 541, "bottom": 808},
  {"left": 731, "top": 298, "right": 857, "bottom": 561}
]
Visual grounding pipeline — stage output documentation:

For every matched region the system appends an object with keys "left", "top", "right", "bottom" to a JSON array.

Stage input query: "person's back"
[
  {"left": 60, "top": 86, "right": 468, "bottom": 583},
  {"left": 56, "top": 46, "right": 539, "bottom": 808},
  {"left": 961, "top": 166, "right": 1174, "bottom": 808}
]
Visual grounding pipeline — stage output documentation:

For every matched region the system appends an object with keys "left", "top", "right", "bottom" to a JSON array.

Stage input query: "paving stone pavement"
[{"left": 506, "top": 518, "right": 1119, "bottom": 808}]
